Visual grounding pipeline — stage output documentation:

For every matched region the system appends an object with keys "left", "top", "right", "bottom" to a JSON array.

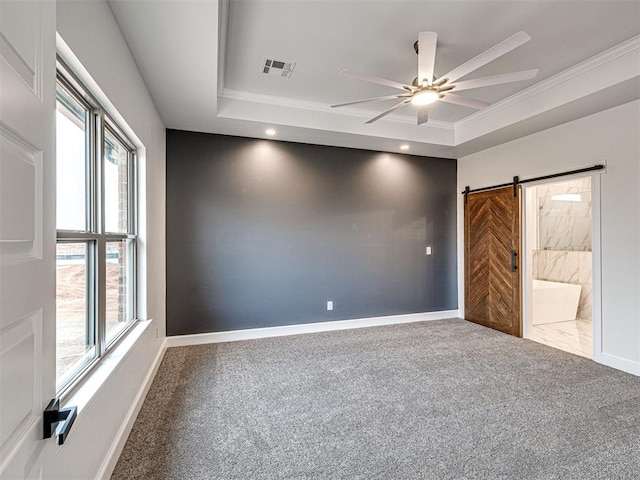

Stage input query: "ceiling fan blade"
[
  {"left": 451, "top": 69, "right": 539, "bottom": 92},
  {"left": 340, "top": 69, "right": 409, "bottom": 91},
  {"left": 440, "top": 93, "right": 490, "bottom": 110},
  {"left": 417, "top": 31, "right": 437, "bottom": 85},
  {"left": 365, "top": 100, "right": 411, "bottom": 124},
  {"left": 417, "top": 104, "right": 429, "bottom": 125},
  {"left": 440, "top": 31, "right": 531, "bottom": 84},
  {"left": 331, "top": 94, "right": 410, "bottom": 108}
]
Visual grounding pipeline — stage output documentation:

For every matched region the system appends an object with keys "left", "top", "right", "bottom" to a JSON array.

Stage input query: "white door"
[{"left": 0, "top": 1, "right": 58, "bottom": 478}]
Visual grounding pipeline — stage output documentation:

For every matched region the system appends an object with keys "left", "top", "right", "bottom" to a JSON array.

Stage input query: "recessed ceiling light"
[
  {"left": 400, "top": 144, "right": 410, "bottom": 151},
  {"left": 265, "top": 128, "right": 276, "bottom": 136}
]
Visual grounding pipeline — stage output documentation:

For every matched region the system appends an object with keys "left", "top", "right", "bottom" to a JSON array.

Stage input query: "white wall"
[
  {"left": 457, "top": 100, "right": 640, "bottom": 375},
  {"left": 55, "top": 0, "right": 166, "bottom": 478}
]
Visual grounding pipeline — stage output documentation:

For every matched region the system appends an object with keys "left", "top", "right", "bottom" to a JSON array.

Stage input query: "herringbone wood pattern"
[{"left": 465, "top": 187, "right": 521, "bottom": 336}]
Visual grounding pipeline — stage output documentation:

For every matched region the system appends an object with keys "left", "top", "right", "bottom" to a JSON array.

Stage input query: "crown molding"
[{"left": 456, "top": 34, "right": 640, "bottom": 130}]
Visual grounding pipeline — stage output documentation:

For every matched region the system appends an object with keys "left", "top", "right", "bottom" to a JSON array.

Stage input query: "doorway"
[{"left": 522, "top": 176, "right": 595, "bottom": 358}]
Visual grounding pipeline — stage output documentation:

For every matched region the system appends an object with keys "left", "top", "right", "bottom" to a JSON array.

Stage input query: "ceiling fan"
[{"left": 331, "top": 31, "right": 538, "bottom": 125}]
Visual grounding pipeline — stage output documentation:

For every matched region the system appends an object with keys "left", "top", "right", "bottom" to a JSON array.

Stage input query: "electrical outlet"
[
  {"left": 327, "top": 300, "right": 334, "bottom": 311},
  {"left": 426, "top": 246, "right": 432, "bottom": 255}
]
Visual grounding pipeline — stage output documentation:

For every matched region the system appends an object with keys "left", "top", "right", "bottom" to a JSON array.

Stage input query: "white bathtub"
[{"left": 532, "top": 279, "right": 582, "bottom": 325}]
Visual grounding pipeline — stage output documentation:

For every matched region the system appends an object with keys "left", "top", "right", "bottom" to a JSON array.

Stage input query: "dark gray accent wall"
[{"left": 167, "top": 130, "right": 457, "bottom": 335}]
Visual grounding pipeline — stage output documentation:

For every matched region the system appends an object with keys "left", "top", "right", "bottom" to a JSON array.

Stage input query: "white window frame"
[{"left": 56, "top": 58, "right": 138, "bottom": 395}]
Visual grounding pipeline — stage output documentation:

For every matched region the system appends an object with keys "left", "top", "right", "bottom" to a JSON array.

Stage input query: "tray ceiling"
[{"left": 109, "top": 0, "right": 640, "bottom": 157}]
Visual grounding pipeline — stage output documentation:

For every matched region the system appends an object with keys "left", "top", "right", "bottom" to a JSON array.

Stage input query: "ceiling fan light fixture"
[
  {"left": 333, "top": 30, "right": 536, "bottom": 125},
  {"left": 411, "top": 89, "right": 439, "bottom": 106}
]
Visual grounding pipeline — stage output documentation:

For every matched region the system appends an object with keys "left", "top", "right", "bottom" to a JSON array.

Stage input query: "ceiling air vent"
[{"left": 262, "top": 58, "right": 296, "bottom": 78}]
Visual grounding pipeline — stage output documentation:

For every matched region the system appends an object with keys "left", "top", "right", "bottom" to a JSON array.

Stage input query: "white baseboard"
[
  {"left": 96, "top": 338, "right": 167, "bottom": 480},
  {"left": 166, "top": 310, "right": 460, "bottom": 348},
  {"left": 599, "top": 352, "right": 640, "bottom": 376}
]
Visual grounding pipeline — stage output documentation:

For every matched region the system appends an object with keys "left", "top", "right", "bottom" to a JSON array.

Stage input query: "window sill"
[{"left": 61, "top": 319, "right": 153, "bottom": 415}]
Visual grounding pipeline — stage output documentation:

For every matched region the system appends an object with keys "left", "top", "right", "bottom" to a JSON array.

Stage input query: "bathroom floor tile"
[{"left": 529, "top": 319, "right": 593, "bottom": 358}]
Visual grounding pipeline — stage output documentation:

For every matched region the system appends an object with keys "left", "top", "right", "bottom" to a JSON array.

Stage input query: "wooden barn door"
[{"left": 464, "top": 186, "right": 521, "bottom": 337}]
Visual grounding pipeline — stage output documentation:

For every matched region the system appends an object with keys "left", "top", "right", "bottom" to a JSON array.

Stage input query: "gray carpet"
[{"left": 111, "top": 319, "right": 640, "bottom": 479}]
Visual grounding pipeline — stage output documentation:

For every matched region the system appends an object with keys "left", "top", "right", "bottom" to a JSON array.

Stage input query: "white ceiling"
[{"left": 108, "top": 0, "right": 640, "bottom": 158}]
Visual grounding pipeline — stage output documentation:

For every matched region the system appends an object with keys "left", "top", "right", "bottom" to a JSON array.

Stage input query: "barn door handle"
[
  {"left": 510, "top": 250, "right": 518, "bottom": 272},
  {"left": 43, "top": 398, "right": 77, "bottom": 445}
]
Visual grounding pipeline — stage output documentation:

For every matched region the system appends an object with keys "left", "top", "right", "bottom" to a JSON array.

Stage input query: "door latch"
[
  {"left": 43, "top": 398, "right": 77, "bottom": 445},
  {"left": 511, "top": 250, "right": 518, "bottom": 272}
]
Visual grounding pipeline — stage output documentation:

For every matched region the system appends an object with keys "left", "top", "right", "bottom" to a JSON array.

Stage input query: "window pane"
[
  {"left": 104, "top": 129, "right": 130, "bottom": 233},
  {"left": 56, "top": 84, "right": 88, "bottom": 231},
  {"left": 106, "top": 240, "right": 134, "bottom": 344},
  {"left": 56, "top": 242, "right": 96, "bottom": 389}
]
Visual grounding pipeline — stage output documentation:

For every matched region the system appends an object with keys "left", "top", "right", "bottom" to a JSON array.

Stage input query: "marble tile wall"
[
  {"left": 533, "top": 250, "right": 592, "bottom": 320},
  {"left": 537, "top": 177, "right": 592, "bottom": 251}
]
